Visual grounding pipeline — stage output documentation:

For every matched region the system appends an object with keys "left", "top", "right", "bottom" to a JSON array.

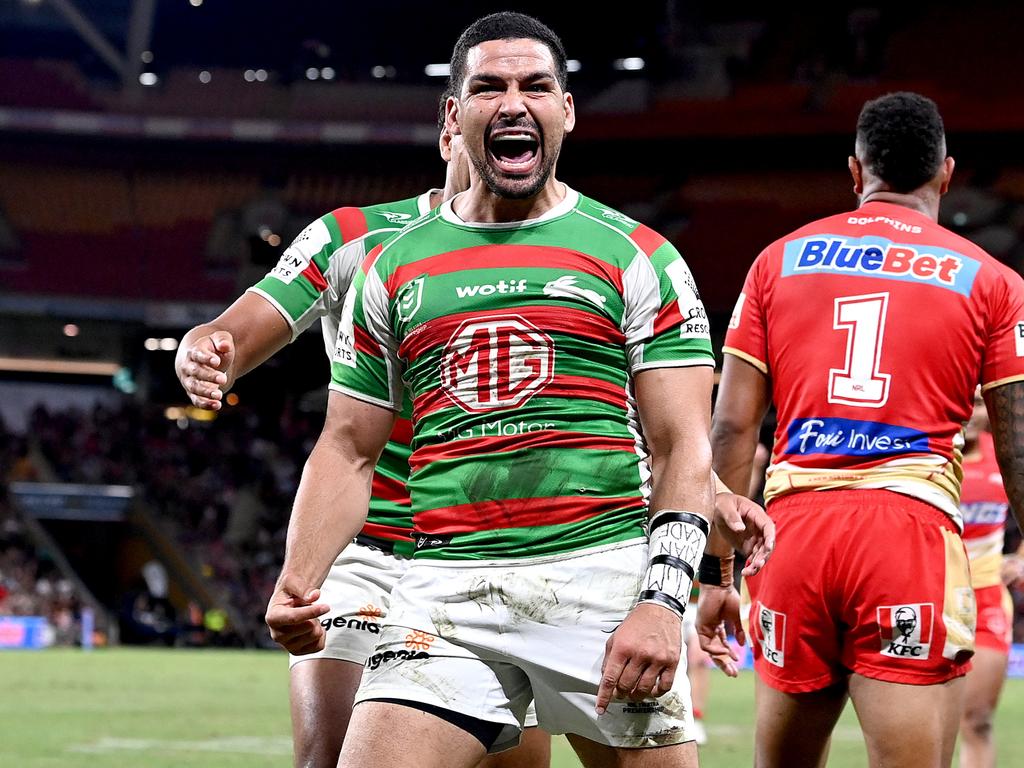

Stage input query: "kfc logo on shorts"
[
  {"left": 757, "top": 603, "right": 785, "bottom": 667},
  {"left": 877, "top": 603, "right": 933, "bottom": 659}
]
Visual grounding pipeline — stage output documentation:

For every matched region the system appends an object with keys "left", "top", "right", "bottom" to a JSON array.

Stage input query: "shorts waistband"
[
  {"left": 355, "top": 533, "right": 396, "bottom": 554},
  {"left": 768, "top": 489, "right": 956, "bottom": 530}
]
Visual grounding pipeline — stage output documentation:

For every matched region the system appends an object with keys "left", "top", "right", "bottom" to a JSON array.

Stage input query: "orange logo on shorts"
[
  {"left": 404, "top": 630, "right": 435, "bottom": 651},
  {"left": 358, "top": 604, "right": 383, "bottom": 619}
]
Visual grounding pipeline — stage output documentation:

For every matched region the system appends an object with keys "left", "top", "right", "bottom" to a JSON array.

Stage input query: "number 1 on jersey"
[{"left": 828, "top": 292, "right": 891, "bottom": 408}]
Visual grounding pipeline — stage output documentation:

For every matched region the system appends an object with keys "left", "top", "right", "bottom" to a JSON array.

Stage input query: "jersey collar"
[
  {"left": 417, "top": 190, "right": 440, "bottom": 216},
  {"left": 439, "top": 184, "right": 579, "bottom": 229}
]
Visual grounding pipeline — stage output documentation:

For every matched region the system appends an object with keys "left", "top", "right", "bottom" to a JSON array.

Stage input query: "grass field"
[{"left": 1, "top": 648, "right": 1022, "bottom": 767}]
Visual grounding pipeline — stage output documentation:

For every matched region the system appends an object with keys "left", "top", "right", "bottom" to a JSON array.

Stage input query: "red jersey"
[
  {"left": 725, "top": 200, "right": 1024, "bottom": 527},
  {"left": 960, "top": 432, "right": 1008, "bottom": 587}
]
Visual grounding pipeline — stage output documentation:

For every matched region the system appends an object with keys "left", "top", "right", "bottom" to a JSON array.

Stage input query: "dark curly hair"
[
  {"left": 437, "top": 87, "right": 450, "bottom": 130},
  {"left": 448, "top": 12, "right": 568, "bottom": 97},
  {"left": 856, "top": 92, "right": 946, "bottom": 193}
]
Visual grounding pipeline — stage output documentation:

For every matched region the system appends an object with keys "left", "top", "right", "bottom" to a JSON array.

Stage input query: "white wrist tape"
[{"left": 639, "top": 510, "right": 710, "bottom": 618}]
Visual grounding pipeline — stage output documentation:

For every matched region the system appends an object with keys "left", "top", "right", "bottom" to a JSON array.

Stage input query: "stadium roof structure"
[{"left": 0, "top": 0, "right": 669, "bottom": 87}]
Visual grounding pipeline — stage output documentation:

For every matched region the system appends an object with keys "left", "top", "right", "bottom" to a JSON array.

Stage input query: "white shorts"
[
  {"left": 354, "top": 540, "right": 694, "bottom": 752},
  {"left": 287, "top": 539, "right": 540, "bottom": 728},
  {"left": 288, "top": 539, "right": 409, "bottom": 668}
]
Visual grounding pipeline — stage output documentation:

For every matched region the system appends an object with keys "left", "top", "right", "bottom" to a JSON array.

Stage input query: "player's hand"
[
  {"left": 176, "top": 331, "right": 236, "bottom": 410},
  {"left": 265, "top": 574, "right": 330, "bottom": 655},
  {"left": 596, "top": 602, "right": 681, "bottom": 714},
  {"left": 1001, "top": 554, "right": 1024, "bottom": 589},
  {"left": 713, "top": 492, "right": 775, "bottom": 576},
  {"left": 696, "top": 585, "right": 744, "bottom": 678}
]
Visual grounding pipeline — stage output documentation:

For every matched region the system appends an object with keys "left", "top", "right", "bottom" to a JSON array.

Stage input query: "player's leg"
[
  {"left": 958, "top": 584, "right": 1012, "bottom": 768},
  {"left": 565, "top": 733, "right": 698, "bottom": 767},
  {"left": 849, "top": 674, "right": 964, "bottom": 768},
  {"left": 290, "top": 659, "right": 363, "bottom": 768},
  {"left": 958, "top": 646, "right": 1008, "bottom": 768},
  {"left": 338, "top": 701, "right": 493, "bottom": 768},
  {"left": 480, "top": 727, "right": 551, "bottom": 768},
  {"left": 753, "top": 678, "right": 847, "bottom": 768},
  {"left": 743, "top": 494, "right": 849, "bottom": 767},
  {"left": 288, "top": 540, "right": 407, "bottom": 767},
  {"left": 836, "top": 492, "right": 975, "bottom": 768}
]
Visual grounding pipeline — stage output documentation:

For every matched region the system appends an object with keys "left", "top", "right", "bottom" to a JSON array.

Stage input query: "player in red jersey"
[
  {"left": 958, "top": 393, "right": 1024, "bottom": 768},
  {"left": 699, "top": 92, "right": 1024, "bottom": 767}
]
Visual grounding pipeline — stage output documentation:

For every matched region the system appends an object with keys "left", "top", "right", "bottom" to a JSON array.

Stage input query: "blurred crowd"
[
  {"left": 0, "top": 399, "right": 320, "bottom": 646},
  {"left": 0, "top": 423, "right": 82, "bottom": 644}
]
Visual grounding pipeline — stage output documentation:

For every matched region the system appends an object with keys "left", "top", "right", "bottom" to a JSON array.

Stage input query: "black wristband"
[
  {"left": 638, "top": 590, "right": 688, "bottom": 618},
  {"left": 649, "top": 553, "right": 695, "bottom": 581},
  {"left": 697, "top": 553, "right": 725, "bottom": 586},
  {"left": 649, "top": 510, "right": 710, "bottom": 538}
]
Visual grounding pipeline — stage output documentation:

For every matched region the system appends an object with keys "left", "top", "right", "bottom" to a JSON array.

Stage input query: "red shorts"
[
  {"left": 974, "top": 584, "right": 1013, "bottom": 654},
  {"left": 746, "top": 489, "right": 975, "bottom": 693}
]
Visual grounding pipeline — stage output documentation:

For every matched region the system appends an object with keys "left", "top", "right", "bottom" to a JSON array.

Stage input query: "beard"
[{"left": 471, "top": 124, "right": 561, "bottom": 200}]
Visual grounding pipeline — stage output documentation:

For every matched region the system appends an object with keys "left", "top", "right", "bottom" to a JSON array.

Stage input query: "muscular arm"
[
  {"left": 595, "top": 365, "right": 715, "bottom": 713},
  {"left": 282, "top": 391, "right": 396, "bottom": 588},
  {"left": 695, "top": 354, "right": 772, "bottom": 674},
  {"left": 985, "top": 380, "right": 1024, "bottom": 532},
  {"left": 175, "top": 292, "right": 291, "bottom": 408},
  {"left": 637, "top": 365, "right": 716, "bottom": 519},
  {"left": 707, "top": 354, "right": 771, "bottom": 556},
  {"left": 266, "top": 391, "right": 395, "bottom": 653}
]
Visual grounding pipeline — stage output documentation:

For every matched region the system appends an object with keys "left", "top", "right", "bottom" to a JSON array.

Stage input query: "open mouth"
[{"left": 488, "top": 130, "right": 540, "bottom": 175}]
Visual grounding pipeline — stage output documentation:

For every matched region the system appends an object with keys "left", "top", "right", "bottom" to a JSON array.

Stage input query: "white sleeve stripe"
[
  {"left": 631, "top": 358, "right": 716, "bottom": 373},
  {"left": 375, "top": 209, "right": 439, "bottom": 259},
  {"left": 572, "top": 208, "right": 650, "bottom": 255},
  {"left": 620, "top": 252, "right": 662, "bottom": 342},
  {"left": 327, "top": 226, "right": 400, "bottom": 259},
  {"left": 327, "top": 383, "right": 399, "bottom": 412},
  {"left": 245, "top": 287, "right": 301, "bottom": 342}
]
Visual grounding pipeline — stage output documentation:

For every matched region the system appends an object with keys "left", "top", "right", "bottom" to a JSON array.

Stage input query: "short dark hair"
[
  {"left": 437, "top": 88, "right": 450, "bottom": 130},
  {"left": 448, "top": 12, "right": 568, "bottom": 96},
  {"left": 856, "top": 92, "right": 946, "bottom": 193}
]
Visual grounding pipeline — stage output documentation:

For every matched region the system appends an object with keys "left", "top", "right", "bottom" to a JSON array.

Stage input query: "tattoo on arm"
[{"left": 986, "top": 381, "right": 1024, "bottom": 531}]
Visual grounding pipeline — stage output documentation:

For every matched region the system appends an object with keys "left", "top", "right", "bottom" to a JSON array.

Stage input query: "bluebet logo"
[
  {"left": 785, "top": 417, "right": 929, "bottom": 457},
  {"left": 781, "top": 235, "right": 980, "bottom": 296}
]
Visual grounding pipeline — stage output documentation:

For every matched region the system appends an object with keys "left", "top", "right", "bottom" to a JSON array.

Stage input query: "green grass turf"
[{"left": 1, "top": 648, "right": 1021, "bottom": 767}]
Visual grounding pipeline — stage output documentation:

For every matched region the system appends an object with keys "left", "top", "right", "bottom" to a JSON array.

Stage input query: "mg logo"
[{"left": 441, "top": 314, "right": 555, "bottom": 412}]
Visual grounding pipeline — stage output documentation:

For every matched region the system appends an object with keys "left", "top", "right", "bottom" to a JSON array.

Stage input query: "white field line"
[{"left": 68, "top": 736, "right": 292, "bottom": 755}]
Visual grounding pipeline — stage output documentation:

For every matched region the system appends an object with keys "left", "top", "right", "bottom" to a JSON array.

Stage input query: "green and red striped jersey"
[
  {"left": 333, "top": 188, "right": 715, "bottom": 560},
  {"left": 248, "top": 191, "right": 436, "bottom": 554}
]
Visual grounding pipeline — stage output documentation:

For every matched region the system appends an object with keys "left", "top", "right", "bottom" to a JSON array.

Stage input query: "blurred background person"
[{"left": 957, "top": 392, "right": 1024, "bottom": 768}]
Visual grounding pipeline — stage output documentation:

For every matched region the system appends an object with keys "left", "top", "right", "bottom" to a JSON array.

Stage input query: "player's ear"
[
  {"left": 563, "top": 91, "right": 576, "bottom": 134},
  {"left": 939, "top": 156, "right": 955, "bottom": 195},
  {"left": 439, "top": 128, "right": 452, "bottom": 162},
  {"left": 445, "top": 96, "right": 462, "bottom": 137},
  {"left": 848, "top": 156, "right": 864, "bottom": 195}
]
